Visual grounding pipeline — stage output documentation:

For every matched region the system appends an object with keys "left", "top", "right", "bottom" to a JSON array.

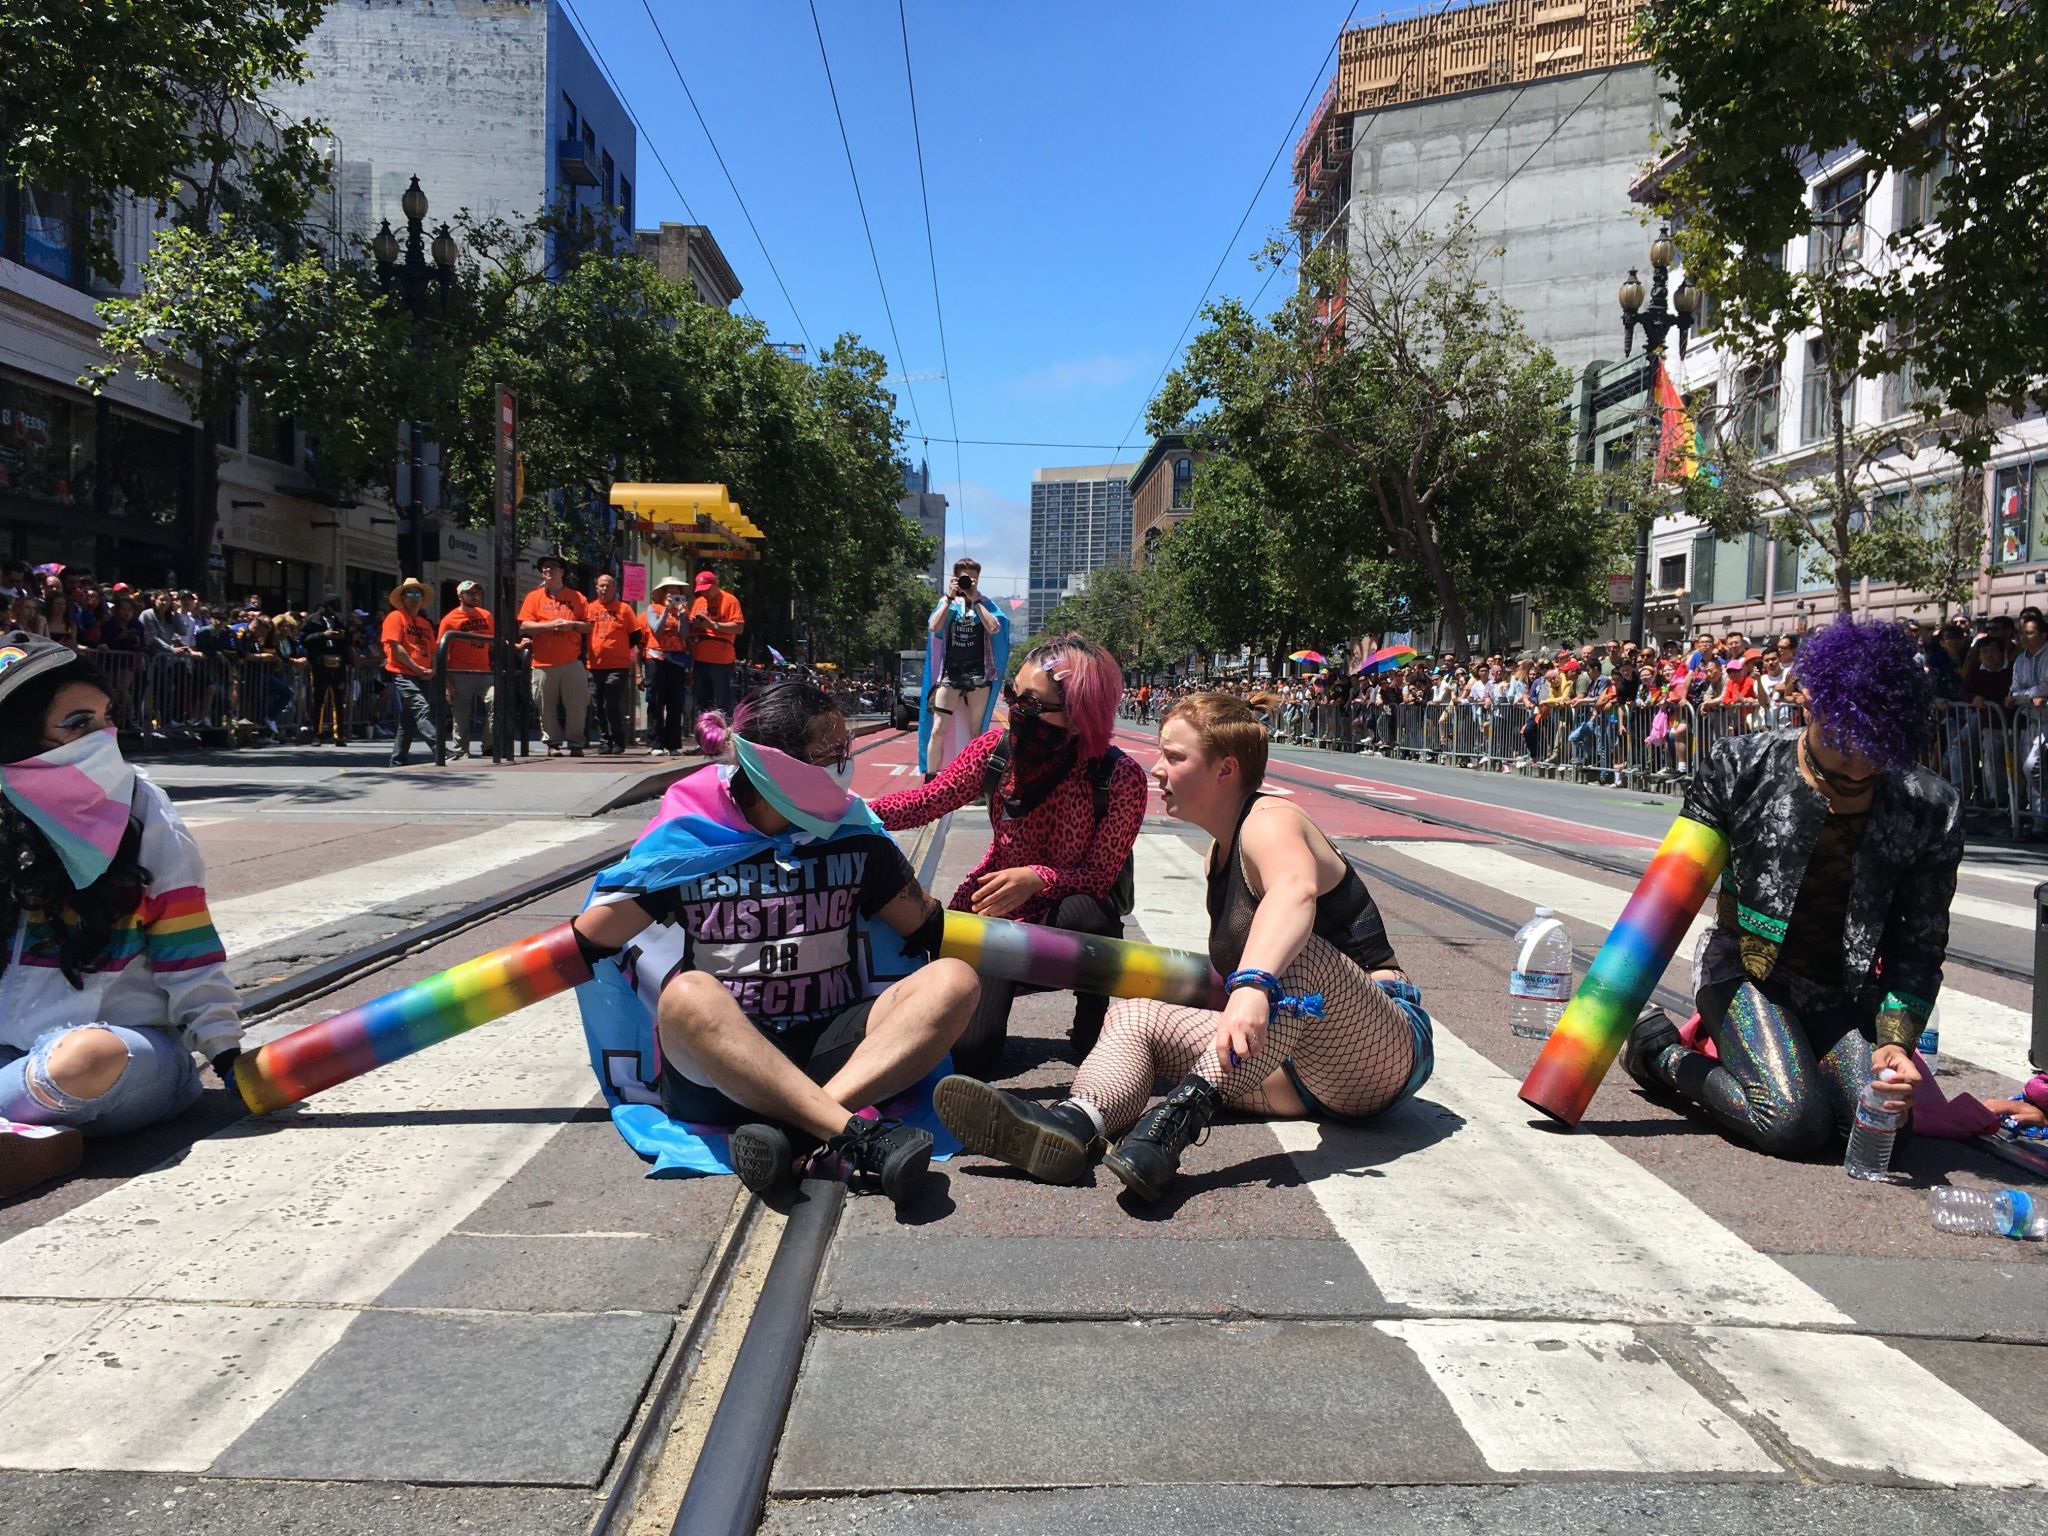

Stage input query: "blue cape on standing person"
[
  {"left": 575, "top": 766, "right": 958, "bottom": 1176},
  {"left": 917, "top": 599, "right": 1012, "bottom": 774}
]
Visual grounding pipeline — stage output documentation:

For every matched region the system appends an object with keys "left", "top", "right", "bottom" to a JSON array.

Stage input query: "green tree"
[
  {"left": 1152, "top": 213, "right": 1617, "bottom": 662},
  {"left": 1, "top": 0, "right": 330, "bottom": 283},
  {"left": 1640, "top": 0, "right": 2048, "bottom": 436}
]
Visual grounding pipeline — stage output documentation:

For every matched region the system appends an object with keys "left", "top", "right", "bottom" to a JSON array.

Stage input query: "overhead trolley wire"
[
  {"left": 636, "top": 0, "right": 816, "bottom": 354},
  {"left": 1103, "top": 0, "right": 1365, "bottom": 470},
  {"left": 896, "top": 0, "right": 970, "bottom": 551},
  {"left": 807, "top": 0, "right": 927, "bottom": 443}
]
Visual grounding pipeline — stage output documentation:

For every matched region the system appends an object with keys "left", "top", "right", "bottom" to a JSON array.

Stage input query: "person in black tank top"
[{"left": 933, "top": 691, "right": 1436, "bottom": 1204}]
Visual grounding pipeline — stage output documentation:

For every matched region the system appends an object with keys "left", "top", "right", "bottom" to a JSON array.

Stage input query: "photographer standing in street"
[{"left": 921, "top": 558, "right": 1005, "bottom": 777}]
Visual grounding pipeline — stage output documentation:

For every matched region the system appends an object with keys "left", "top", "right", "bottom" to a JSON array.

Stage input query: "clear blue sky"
[{"left": 562, "top": 0, "right": 1375, "bottom": 600}]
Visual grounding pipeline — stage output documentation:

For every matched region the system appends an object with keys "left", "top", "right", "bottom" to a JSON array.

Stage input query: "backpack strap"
[
  {"left": 1085, "top": 746, "right": 1124, "bottom": 825},
  {"left": 983, "top": 730, "right": 1012, "bottom": 821}
]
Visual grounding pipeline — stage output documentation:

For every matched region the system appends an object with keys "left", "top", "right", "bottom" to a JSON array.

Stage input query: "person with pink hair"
[{"left": 872, "top": 633, "right": 1144, "bottom": 1073}]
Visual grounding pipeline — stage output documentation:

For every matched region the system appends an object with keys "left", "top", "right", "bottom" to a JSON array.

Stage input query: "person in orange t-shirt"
[
  {"left": 380, "top": 577, "right": 439, "bottom": 767},
  {"left": 437, "top": 580, "right": 495, "bottom": 759},
  {"left": 642, "top": 575, "right": 692, "bottom": 755},
  {"left": 517, "top": 555, "right": 591, "bottom": 755},
  {"left": 586, "top": 571, "right": 646, "bottom": 756},
  {"left": 687, "top": 567, "right": 744, "bottom": 728}
]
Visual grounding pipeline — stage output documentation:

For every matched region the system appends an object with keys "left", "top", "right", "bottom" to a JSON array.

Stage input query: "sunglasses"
[{"left": 1002, "top": 683, "right": 1065, "bottom": 718}]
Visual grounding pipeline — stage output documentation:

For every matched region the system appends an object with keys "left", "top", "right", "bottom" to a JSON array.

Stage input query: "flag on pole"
[{"left": 1652, "top": 356, "right": 1699, "bottom": 483}]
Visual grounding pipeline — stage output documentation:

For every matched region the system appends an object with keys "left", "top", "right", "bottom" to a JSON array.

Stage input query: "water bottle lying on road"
[
  {"left": 1928, "top": 1187, "right": 2046, "bottom": 1239},
  {"left": 1843, "top": 1069, "right": 1903, "bottom": 1181},
  {"left": 1509, "top": 906, "right": 1572, "bottom": 1041}
]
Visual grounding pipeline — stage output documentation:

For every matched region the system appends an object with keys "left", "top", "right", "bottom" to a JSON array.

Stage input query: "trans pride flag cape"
[
  {"left": 575, "top": 765, "right": 957, "bottom": 1176},
  {"left": 917, "top": 601, "right": 1011, "bottom": 774}
]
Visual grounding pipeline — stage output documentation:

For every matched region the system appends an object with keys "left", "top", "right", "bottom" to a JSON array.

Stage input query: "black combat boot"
[
  {"left": 1620, "top": 1007, "right": 1685, "bottom": 1104},
  {"left": 933, "top": 1075, "right": 1098, "bottom": 1185},
  {"left": 826, "top": 1116, "right": 933, "bottom": 1207},
  {"left": 1101, "top": 1074, "right": 1222, "bottom": 1203}
]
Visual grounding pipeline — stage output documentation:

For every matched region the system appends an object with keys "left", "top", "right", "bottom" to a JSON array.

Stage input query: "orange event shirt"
[
  {"left": 380, "top": 608, "right": 435, "bottom": 677},
  {"left": 587, "top": 598, "right": 645, "bottom": 670},
  {"left": 688, "top": 589, "right": 743, "bottom": 666},
  {"left": 517, "top": 585, "right": 589, "bottom": 668},
  {"left": 437, "top": 605, "right": 495, "bottom": 672},
  {"left": 643, "top": 601, "right": 691, "bottom": 657}
]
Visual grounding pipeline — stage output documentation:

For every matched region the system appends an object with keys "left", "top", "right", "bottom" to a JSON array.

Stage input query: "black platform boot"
[
  {"left": 933, "top": 1075, "right": 1098, "bottom": 1185},
  {"left": 1101, "top": 1074, "right": 1222, "bottom": 1203},
  {"left": 1620, "top": 1007, "right": 1685, "bottom": 1104}
]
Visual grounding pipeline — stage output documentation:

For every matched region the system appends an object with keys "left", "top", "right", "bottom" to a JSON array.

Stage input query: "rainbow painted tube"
[
  {"left": 234, "top": 923, "right": 592, "bottom": 1115},
  {"left": 1519, "top": 816, "right": 1729, "bottom": 1127},
  {"left": 939, "top": 910, "right": 1224, "bottom": 1008}
]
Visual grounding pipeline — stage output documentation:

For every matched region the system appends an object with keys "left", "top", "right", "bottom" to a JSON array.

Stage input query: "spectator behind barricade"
[
  {"left": 2006, "top": 612, "right": 2046, "bottom": 712},
  {"left": 1921, "top": 622, "right": 1964, "bottom": 702},
  {"left": 1719, "top": 650, "right": 1759, "bottom": 707},
  {"left": 41, "top": 591, "right": 75, "bottom": 648},
  {"left": 1961, "top": 633, "right": 2012, "bottom": 709},
  {"left": 517, "top": 553, "right": 590, "bottom": 758},
  {"left": 10, "top": 592, "right": 47, "bottom": 636},
  {"left": 0, "top": 560, "right": 26, "bottom": 602},
  {"left": 0, "top": 635, "right": 242, "bottom": 1197},
  {"left": 586, "top": 572, "right": 644, "bottom": 757},
  {"left": 101, "top": 593, "right": 143, "bottom": 653},
  {"left": 688, "top": 566, "right": 745, "bottom": 733},
  {"left": 380, "top": 578, "right": 439, "bottom": 768},
  {"left": 437, "top": 580, "right": 495, "bottom": 761},
  {"left": 642, "top": 575, "right": 692, "bottom": 757},
  {"left": 299, "top": 597, "right": 353, "bottom": 746}
]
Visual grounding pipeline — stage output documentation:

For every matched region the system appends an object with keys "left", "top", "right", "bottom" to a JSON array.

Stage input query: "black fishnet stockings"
[{"left": 1070, "top": 934, "right": 1416, "bottom": 1134}]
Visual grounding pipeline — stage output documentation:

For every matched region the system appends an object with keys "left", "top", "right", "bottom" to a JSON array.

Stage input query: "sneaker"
[
  {"left": 1101, "top": 1074, "right": 1221, "bottom": 1204},
  {"left": 568, "top": 745, "right": 585, "bottom": 758},
  {"left": 827, "top": 1116, "right": 932, "bottom": 1205},
  {"left": 1620, "top": 1008, "right": 1685, "bottom": 1102},
  {"left": 933, "top": 1075, "right": 1094, "bottom": 1185},
  {"left": 0, "top": 1122, "right": 84, "bottom": 1199}
]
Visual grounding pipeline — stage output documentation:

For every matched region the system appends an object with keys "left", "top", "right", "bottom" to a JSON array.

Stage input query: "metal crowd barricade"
[
  {"left": 1692, "top": 700, "right": 1763, "bottom": 766},
  {"left": 2012, "top": 701, "right": 2046, "bottom": 838},
  {"left": 1928, "top": 700, "right": 2006, "bottom": 825},
  {"left": 1390, "top": 702, "right": 1426, "bottom": 759}
]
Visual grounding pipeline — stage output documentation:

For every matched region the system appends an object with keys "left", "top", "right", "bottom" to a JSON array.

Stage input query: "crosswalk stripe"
[
  {"left": 1132, "top": 830, "right": 2048, "bottom": 1485},
  {"left": 208, "top": 820, "right": 605, "bottom": 955},
  {"left": 1375, "top": 1320, "right": 1778, "bottom": 1475},
  {"left": 1381, "top": 839, "right": 2032, "bottom": 1077},
  {"left": 0, "top": 998, "right": 593, "bottom": 1471}
]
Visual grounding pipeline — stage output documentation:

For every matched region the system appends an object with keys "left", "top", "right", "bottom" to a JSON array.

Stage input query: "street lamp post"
[
  {"left": 374, "top": 175, "right": 458, "bottom": 578},
  {"left": 1616, "top": 226, "right": 1700, "bottom": 648}
]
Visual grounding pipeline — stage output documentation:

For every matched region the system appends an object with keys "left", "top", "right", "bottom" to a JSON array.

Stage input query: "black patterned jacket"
[{"left": 1680, "top": 730, "right": 1962, "bottom": 1047}]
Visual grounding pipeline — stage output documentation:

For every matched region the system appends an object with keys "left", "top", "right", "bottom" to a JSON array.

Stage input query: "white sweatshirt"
[{"left": 0, "top": 777, "right": 241, "bottom": 1060}]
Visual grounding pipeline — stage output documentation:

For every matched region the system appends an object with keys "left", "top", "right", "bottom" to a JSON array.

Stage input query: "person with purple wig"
[{"left": 1622, "top": 620, "right": 1961, "bottom": 1160}]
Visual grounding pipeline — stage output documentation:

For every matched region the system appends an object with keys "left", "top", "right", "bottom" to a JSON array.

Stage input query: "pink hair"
[{"left": 1023, "top": 633, "right": 1121, "bottom": 761}]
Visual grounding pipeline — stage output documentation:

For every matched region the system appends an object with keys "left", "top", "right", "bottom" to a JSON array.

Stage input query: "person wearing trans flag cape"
[
  {"left": 0, "top": 633, "right": 240, "bottom": 1199},
  {"left": 573, "top": 680, "right": 978, "bottom": 1207},
  {"left": 918, "top": 557, "right": 1010, "bottom": 777}
]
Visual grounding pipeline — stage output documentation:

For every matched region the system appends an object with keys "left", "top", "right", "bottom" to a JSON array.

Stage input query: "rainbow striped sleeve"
[{"left": 143, "top": 885, "right": 229, "bottom": 972}]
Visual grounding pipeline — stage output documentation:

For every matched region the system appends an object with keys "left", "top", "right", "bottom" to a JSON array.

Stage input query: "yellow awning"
[{"left": 609, "top": 482, "right": 763, "bottom": 544}]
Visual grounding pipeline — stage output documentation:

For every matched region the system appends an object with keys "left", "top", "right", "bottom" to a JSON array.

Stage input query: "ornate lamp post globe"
[
  {"left": 1612, "top": 226, "right": 1699, "bottom": 648},
  {"left": 372, "top": 220, "right": 399, "bottom": 268},
  {"left": 400, "top": 174, "right": 429, "bottom": 225}
]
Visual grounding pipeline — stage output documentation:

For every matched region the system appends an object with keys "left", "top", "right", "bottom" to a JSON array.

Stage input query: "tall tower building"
[
  {"left": 1027, "top": 464, "right": 1135, "bottom": 638},
  {"left": 898, "top": 459, "right": 948, "bottom": 589}
]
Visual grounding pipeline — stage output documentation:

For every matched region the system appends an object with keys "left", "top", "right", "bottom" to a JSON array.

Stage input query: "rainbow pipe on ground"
[
  {"left": 1519, "top": 815, "right": 1729, "bottom": 1127},
  {"left": 939, "top": 910, "right": 1224, "bottom": 1009},
  {"left": 234, "top": 923, "right": 592, "bottom": 1115}
]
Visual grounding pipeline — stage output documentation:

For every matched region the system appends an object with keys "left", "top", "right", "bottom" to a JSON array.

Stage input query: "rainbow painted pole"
[
  {"left": 939, "top": 910, "right": 1224, "bottom": 1009},
  {"left": 234, "top": 923, "right": 592, "bottom": 1115},
  {"left": 1519, "top": 815, "right": 1729, "bottom": 1127}
]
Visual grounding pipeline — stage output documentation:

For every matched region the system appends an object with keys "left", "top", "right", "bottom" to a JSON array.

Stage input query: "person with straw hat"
[
  {"left": 643, "top": 574, "right": 693, "bottom": 756},
  {"left": 381, "top": 578, "right": 439, "bottom": 767}
]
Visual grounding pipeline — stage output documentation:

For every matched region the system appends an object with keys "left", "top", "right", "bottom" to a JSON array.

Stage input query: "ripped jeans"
[{"left": 0, "top": 1024, "right": 201, "bottom": 1136}]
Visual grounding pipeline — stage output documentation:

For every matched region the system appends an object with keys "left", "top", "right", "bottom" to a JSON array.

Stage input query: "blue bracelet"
[{"left": 1225, "top": 968, "right": 1283, "bottom": 1002}]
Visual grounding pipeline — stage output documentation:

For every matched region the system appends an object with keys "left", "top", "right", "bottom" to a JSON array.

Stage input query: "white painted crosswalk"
[
  {"left": 1132, "top": 831, "right": 2048, "bottom": 1488},
  {"left": 208, "top": 819, "right": 606, "bottom": 955}
]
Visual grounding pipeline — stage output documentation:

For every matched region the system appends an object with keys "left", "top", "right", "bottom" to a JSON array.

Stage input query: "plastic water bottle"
[
  {"left": 1916, "top": 1004, "right": 1940, "bottom": 1078},
  {"left": 1509, "top": 906, "right": 1573, "bottom": 1040},
  {"left": 1843, "top": 1069, "right": 1904, "bottom": 1181},
  {"left": 1928, "top": 1187, "right": 2047, "bottom": 1240}
]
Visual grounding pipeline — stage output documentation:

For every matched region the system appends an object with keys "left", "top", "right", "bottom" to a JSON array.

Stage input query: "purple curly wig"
[{"left": 1795, "top": 620, "right": 1931, "bottom": 773}]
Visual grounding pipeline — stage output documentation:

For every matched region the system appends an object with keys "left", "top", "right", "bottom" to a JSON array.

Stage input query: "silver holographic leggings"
[{"left": 1666, "top": 978, "right": 1874, "bottom": 1158}]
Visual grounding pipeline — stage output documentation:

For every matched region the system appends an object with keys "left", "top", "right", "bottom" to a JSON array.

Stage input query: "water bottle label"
[
  {"left": 2006, "top": 1190, "right": 2034, "bottom": 1238},
  {"left": 1853, "top": 1101, "right": 1893, "bottom": 1132},
  {"left": 1510, "top": 969, "right": 1571, "bottom": 1001}
]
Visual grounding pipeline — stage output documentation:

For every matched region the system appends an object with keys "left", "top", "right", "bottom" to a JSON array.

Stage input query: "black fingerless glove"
[
  {"left": 574, "top": 925, "right": 623, "bottom": 969},
  {"left": 905, "top": 900, "right": 947, "bottom": 961},
  {"left": 211, "top": 1050, "right": 248, "bottom": 1111}
]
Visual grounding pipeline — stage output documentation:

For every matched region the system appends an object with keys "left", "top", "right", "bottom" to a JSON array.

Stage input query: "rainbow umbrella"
[
  {"left": 1360, "top": 643, "right": 1418, "bottom": 674},
  {"left": 1288, "top": 649, "right": 1327, "bottom": 667}
]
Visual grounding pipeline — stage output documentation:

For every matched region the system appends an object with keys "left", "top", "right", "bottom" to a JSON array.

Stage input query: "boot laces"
[
  {"left": 829, "top": 1116, "right": 904, "bottom": 1177},
  {"left": 1136, "top": 1084, "right": 1212, "bottom": 1154}
]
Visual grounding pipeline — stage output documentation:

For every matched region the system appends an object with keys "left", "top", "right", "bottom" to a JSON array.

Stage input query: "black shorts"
[{"left": 656, "top": 998, "right": 877, "bottom": 1127}]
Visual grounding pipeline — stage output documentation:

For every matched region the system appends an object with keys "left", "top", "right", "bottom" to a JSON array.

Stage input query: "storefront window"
[
  {"left": 227, "top": 549, "right": 315, "bottom": 613},
  {"left": 0, "top": 375, "right": 96, "bottom": 510},
  {"left": 104, "top": 409, "right": 185, "bottom": 531},
  {"left": 1993, "top": 464, "right": 2033, "bottom": 567},
  {"left": 19, "top": 185, "right": 77, "bottom": 282}
]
